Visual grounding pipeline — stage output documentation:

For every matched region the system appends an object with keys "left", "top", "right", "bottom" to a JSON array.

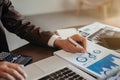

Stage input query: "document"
[
  {"left": 78, "top": 22, "right": 120, "bottom": 52},
  {"left": 54, "top": 40, "right": 120, "bottom": 80},
  {"left": 57, "top": 28, "right": 78, "bottom": 39},
  {"left": 55, "top": 22, "right": 120, "bottom": 80}
]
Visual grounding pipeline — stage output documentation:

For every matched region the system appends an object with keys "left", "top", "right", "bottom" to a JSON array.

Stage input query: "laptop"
[{"left": 24, "top": 56, "right": 96, "bottom": 80}]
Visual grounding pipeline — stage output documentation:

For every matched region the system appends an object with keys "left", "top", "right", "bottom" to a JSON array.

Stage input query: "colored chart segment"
[{"left": 87, "top": 54, "right": 120, "bottom": 76}]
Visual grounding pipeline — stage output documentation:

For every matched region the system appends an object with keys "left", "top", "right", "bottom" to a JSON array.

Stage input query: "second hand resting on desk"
[{"left": 68, "top": 37, "right": 96, "bottom": 59}]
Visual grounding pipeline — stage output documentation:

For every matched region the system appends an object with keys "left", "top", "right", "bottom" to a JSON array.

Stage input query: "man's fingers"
[
  {"left": 81, "top": 38, "right": 87, "bottom": 50},
  {"left": 4, "top": 67, "right": 25, "bottom": 80},
  {"left": 71, "top": 46, "right": 85, "bottom": 53},
  {"left": 65, "top": 40, "right": 85, "bottom": 53},
  {"left": 71, "top": 34, "right": 87, "bottom": 50},
  {"left": 0, "top": 72, "right": 15, "bottom": 80},
  {"left": 7, "top": 63, "right": 27, "bottom": 79},
  {"left": 0, "top": 61, "right": 27, "bottom": 80},
  {"left": 71, "top": 34, "right": 84, "bottom": 41}
]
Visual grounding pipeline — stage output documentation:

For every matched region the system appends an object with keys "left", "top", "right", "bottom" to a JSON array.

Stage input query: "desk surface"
[{"left": 11, "top": 44, "right": 57, "bottom": 63}]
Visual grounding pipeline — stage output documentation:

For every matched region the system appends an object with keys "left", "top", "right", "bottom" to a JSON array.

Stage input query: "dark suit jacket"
[{"left": 0, "top": 0, "right": 53, "bottom": 52}]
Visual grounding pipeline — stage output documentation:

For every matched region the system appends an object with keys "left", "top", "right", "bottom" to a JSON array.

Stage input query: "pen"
[
  {"left": 68, "top": 37, "right": 91, "bottom": 53},
  {"left": 68, "top": 37, "right": 84, "bottom": 48}
]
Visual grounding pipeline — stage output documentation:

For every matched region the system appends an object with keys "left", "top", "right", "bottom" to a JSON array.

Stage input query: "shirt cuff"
[{"left": 48, "top": 34, "right": 61, "bottom": 47}]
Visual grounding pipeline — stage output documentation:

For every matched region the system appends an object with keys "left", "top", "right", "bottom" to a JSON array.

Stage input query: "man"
[{"left": 0, "top": 0, "right": 86, "bottom": 80}]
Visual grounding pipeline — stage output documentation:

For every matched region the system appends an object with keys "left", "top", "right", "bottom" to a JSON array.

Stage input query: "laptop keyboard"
[{"left": 39, "top": 67, "right": 86, "bottom": 80}]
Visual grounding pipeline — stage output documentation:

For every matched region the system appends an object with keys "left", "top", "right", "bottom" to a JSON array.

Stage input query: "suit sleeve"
[{"left": 1, "top": 0, "right": 53, "bottom": 46}]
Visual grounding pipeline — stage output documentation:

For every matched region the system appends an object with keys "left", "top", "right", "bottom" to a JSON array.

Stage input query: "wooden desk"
[{"left": 11, "top": 44, "right": 57, "bottom": 63}]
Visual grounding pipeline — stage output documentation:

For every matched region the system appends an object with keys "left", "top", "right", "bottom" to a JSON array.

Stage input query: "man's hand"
[
  {"left": 54, "top": 34, "right": 86, "bottom": 53},
  {"left": 0, "top": 61, "right": 27, "bottom": 80}
]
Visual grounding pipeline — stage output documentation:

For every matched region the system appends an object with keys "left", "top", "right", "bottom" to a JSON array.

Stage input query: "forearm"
[{"left": 1, "top": 0, "right": 53, "bottom": 46}]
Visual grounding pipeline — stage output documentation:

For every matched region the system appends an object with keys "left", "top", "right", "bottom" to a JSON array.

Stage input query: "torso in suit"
[{"left": 0, "top": 0, "right": 53, "bottom": 52}]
